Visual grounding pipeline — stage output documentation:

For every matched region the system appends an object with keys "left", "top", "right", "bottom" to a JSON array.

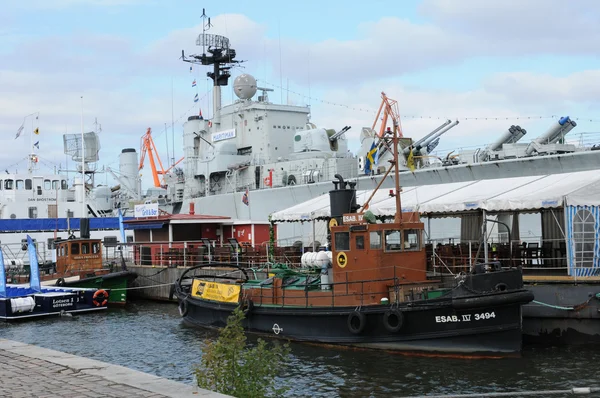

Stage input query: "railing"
[
  {"left": 185, "top": 265, "right": 446, "bottom": 309},
  {"left": 426, "top": 237, "right": 571, "bottom": 276}
]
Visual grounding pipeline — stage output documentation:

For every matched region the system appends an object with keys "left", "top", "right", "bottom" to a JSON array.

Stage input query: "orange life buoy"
[{"left": 93, "top": 289, "right": 109, "bottom": 306}]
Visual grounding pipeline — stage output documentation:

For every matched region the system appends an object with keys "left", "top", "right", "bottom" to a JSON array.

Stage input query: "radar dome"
[{"left": 233, "top": 74, "right": 257, "bottom": 100}]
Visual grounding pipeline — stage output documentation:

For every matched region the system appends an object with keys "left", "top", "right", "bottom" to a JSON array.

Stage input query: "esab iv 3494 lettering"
[{"left": 435, "top": 312, "right": 496, "bottom": 323}]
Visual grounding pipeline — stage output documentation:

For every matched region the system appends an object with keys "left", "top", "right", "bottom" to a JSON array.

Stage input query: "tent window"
[
  {"left": 573, "top": 209, "right": 595, "bottom": 269},
  {"left": 334, "top": 232, "right": 350, "bottom": 251}
]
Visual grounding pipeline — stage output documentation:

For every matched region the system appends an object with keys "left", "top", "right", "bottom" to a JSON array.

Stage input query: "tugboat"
[{"left": 175, "top": 121, "right": 534, "bottom": 357}]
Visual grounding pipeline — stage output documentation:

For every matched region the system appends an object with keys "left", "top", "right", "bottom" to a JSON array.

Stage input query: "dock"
[{"left": 0, "top": 339, "right": 230, "bottom": 398}]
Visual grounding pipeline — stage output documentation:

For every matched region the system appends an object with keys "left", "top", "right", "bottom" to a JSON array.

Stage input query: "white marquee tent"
[{"left": 270, "top": 169, "right": 600, "bottom": 222}]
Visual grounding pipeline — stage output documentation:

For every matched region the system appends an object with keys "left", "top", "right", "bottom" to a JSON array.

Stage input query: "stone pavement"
[{"left": 0, "top": 339, "right": 231, "bottom": 398}]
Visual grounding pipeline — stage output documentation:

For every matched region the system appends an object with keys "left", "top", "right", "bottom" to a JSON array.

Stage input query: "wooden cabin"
[{"left": 55, "top": 238, "right": 103, "bottom": 276}]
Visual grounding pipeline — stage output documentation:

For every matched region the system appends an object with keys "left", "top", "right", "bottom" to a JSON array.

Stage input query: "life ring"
[
  {"left": 55, "top": 278, "right": 65, "bottom": 287},
  {"left": 347, "top": 311, "right": 366, "bottom": 335},
  {"left": 239, "top": 298, "right": 254, "bottom": 316},
  {"left": 92, "top": 289, "right": 109, "bottom": 307},
  {"left": 178, "top": 300, "right": 188, "bottom": 317},
  {"left": 382, "top": 309, "right": 404, "bottom": 333}
]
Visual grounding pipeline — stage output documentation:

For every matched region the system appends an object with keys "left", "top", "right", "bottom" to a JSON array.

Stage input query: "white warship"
[{"left": 151, "top": 26, "right": 600, "bottom": 244}]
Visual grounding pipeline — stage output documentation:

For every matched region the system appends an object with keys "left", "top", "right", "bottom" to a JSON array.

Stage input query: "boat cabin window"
[
  {"left": 44, "top": 180, "right": 51, "bottom": 190},
  {"left": 61, "top": 180, "right": 68, "bottom": 190},
  {"left": 71, "top": 243, "right": 80, "bottom": 255},
  {"left": 28, "top": 207, "right": 38, "bottom": 219},
  {"left": 25, "top": 179, "right": 32, "bottom": 190},
  {"left": 4, "top": 179, "right": 13, "bottom": 190},
  {"left": 92, "top": 242, "right": 100, "bottom": 254},
  {"left": 334, "top": 232, "right": 350, "bottom": 251},
  {"left": 0, "top": 180, "right": 2, "bottom": 189},
  {"left": 52, "top": 180, "right": 59, "bottom": 189},
  {"left": 370, "top": 231, "right": 382, "bottom": 249},
  {"left": 403, "top": 229, "right": 420, "bottom": 251},
  {"left": 355, "top": 235, "right": 365, "bottom": 250},
  {"left": 384, "top": 230, "right": 402, "bottom": 251},
  {"left": 81, "top": 242, "right": 89, "bottom": 254},
  {"left": 16, "top": 180, "right": 24, "bottom": 190},
  {"left": 59, "top": 244, "right": 68, "bottom": 257}
]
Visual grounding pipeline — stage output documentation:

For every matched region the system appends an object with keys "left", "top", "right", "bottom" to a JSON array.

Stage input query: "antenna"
[{"left": 181, "top": 9, "right": 243, "bottom": 123}]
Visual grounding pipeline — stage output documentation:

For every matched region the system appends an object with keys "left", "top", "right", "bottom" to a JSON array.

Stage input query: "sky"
[{"left": 1, "top": 0, "right": 599, "bottom": 190}]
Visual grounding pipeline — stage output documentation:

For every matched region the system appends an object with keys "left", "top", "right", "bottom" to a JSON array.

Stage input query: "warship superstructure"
[{"left": 159, "top": 24, "right": 600, "bottom": 244}]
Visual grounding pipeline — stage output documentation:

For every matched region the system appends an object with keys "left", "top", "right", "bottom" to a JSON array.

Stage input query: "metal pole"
[
  {"left": 80, "top": 96, "right": 85, "bottom": 219},
  {"left": 482, "top": 210, "right": 488, "bottom": 263}
]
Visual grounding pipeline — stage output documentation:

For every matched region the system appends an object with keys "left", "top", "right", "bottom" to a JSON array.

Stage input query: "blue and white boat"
[{"left": 0, "top": 235, "right": 109, "bottom": 320}]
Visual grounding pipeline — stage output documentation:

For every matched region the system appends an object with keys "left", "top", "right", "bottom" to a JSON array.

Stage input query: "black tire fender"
[
  {"left": 239, "top": 298, "right": 254, "bottom": 316},
  {"left": 178, "top": 300, "right": 188, "bottom": 317},
  {"left": 347, "top": 311, "right": 366, "bottom": 335},
  {"left": 382, "top": 309, "right": 404, "bottom": 333}
]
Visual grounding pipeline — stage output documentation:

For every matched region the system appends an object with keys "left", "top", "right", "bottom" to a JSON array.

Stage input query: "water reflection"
[{"left": 1, "top": 300, "right": 598, "bottom": 397}]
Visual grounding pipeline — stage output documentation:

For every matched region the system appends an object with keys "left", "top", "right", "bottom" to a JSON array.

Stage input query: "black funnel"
[
  {"left": 329, "top": 174, "right": 359, "bottom": 225},
  {"left": 80, "top": 218, "right": 90, "bottom": 239}
]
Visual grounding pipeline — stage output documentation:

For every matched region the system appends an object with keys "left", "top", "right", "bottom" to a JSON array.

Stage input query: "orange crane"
[
  {"left": 139, "top": 127, "right": 183, "bottom": 188},
  {"left": 371, "top": 91, "right": 403, "bottom": 138}
]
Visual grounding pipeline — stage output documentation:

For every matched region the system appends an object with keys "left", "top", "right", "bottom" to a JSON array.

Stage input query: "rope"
[
  {"left": 400, "top": 387, "right": 600, "bottom": 397},
  {"left": 108, "top": 282, "right": 174, "bottom": 292}
]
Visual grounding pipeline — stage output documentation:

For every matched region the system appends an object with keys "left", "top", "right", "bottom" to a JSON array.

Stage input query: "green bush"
[{"left": 195, "top": 307, "right": 291, "bottom": 397}]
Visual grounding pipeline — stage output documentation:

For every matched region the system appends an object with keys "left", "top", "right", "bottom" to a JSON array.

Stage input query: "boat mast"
[
  {"left": 81, "top": 96, "right": 86, "bottom": 219},
  {"left": 392, "top": 119, "right": 402, "bottom": 225}
]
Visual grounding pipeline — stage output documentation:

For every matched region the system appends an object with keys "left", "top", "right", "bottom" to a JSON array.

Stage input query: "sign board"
[
  {"left": 191, "top": 279, "right": 240, "bottom": 303},
  {"left": 342, "top": 213, "right": 365, "bottom": 224},
  {"left": 211, "top": 128, "right": 236, "bottom": 143},
  {"left": 134, "top": 203, "right": 159, "bottom": 218}
]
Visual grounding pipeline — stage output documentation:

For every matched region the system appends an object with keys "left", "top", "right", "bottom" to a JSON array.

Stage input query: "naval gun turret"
[
  {"left": 478, "top": 125, "right": 527, "bottom": 161},
  {"left": 402, "top": 120, "right": 459, "bottom": 156},
  {"left": 525, "top": 116, "right": 577, "bottom": 155}
]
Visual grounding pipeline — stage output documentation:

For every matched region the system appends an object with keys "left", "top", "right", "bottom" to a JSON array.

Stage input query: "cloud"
[{"left": 483, "top": 70, "right": 600, "bottom": 106}]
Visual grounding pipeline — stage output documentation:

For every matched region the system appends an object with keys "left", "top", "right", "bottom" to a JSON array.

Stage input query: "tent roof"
[{"left": 270, "top": 169, "right": 600, "bottom": 222}]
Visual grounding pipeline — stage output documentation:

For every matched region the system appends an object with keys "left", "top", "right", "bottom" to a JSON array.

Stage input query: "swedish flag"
[{"left": 364, "top": 141, "right": 378, "bottom": 175}]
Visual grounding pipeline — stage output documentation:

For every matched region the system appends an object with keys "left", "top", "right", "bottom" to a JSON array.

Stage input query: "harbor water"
[{"left": 0, "top": 300, "right": 598, "bottom": 398}]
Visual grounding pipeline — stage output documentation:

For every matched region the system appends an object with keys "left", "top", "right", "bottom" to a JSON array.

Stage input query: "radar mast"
[{"left": 181, "top": 9, "right": 242, "bottom": 124}]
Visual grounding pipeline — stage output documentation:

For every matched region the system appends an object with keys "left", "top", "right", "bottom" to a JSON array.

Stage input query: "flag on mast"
[
  {"left": 192, "top": 79, "right": 196, "bottom": 87},
  {"left": 34, "top": 141, "right": 39, "bottom": 149},
  {"left": 407, "top": 148, "right": 416, "bottom": 172},
  {"left": 242, "top": 188, "right": 249, "bottom": 206},
  {"left": 194, "top": 93, "right": 199, "bottom": 103}
]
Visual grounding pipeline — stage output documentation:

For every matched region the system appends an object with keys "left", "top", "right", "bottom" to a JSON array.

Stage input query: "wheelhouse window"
[
  {"left": 92, "top": 242, "right": 100, "bottom": 254},
  {"left": 71, "top": 243, "right": 80, "bottom": 255},
  {"left": 25, "top": 179, "right": 32, "bottom": 190},
  {"left": 370, "top": 231, "right": 382, "bottom": 249},
  {"left": 16, "top": 180, "right": 24, "bottom": 190},
  {"left": 403, "top": 229, "right": 420, "bottom": 251},
  {"left": 81, "top": 243, "right": 89, "bottom": 254},
  {"left": 44, "top": 180, "right": 51, "bottom": 190},
  {"left": 4, "top": 179, "right": 13, "bottom": 190},
  {"left": 61, "top": 180, "right": 68, "bottom": 190},
  {"left": 355, "top": 235, "right": 365, "bottom": 250},
  {"left": 385, "top": 230, "right": 402, "bottom": 251},
  {"left": 52, "top": 180, "right": 59, "bottom": 189},
  {"left": 334, "top": 231, "right": 350, "bottom": 251}
]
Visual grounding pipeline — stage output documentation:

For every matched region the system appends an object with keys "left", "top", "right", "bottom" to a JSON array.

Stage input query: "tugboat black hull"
[{"left": 180, "top": 290, "right": 532, "bottom": 357}]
